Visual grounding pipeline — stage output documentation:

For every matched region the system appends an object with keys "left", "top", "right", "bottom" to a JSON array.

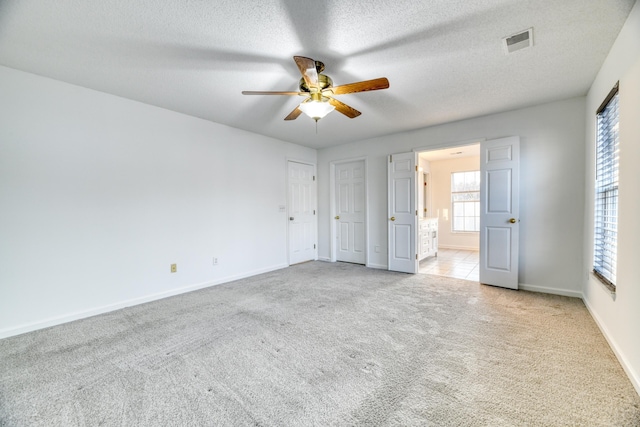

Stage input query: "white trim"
[
  {"left": 413, "top": 138, "right": 487, "bottom": 154},
  {"left": 0, "top": 263, "right": 288, "bottom": 340},
  {"left": 329, "top": 157, "right": 369, "bottom": 265},
  {"left": 317, "top": 257, "right": 331, "bottom": 262},
  {"left": 285, "top": 156, "right": 315, "bottom": 165},
  {"left": 518, "top": 283, "right": 583, "bottom": 299},
  {"left": 438, "top": 244, "right": 479, "bottom": 251},
  {"left": 583, "top": 297, "right": 640, "bottom": 397},
  {"left": 329, "top": 162, "right": 336, "bottom": 261}
]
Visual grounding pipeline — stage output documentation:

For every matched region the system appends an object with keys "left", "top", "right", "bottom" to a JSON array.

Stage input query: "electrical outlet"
[
  {"left": 213, "top": 257, "right": 218, "bottom": 265},
  {"left": 170, "top": 263, "right": 177, "bottom": 273}
]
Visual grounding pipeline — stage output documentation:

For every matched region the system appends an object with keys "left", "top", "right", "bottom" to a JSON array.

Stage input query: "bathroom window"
[{"left": 451, "top": 171, "right": 480, "bottom": 232}]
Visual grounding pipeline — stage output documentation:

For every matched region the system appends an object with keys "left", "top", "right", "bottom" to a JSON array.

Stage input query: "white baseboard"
[
  {"left": 438, "top": 245, "right": 479, "bottom": 251},
  {"left": 317, "top": 257, "right": 331, "bottom": 262},
  {"left": 518, "top": 283, "right": 583, "bottom": 298},
  {"left": 582, "top": 297, "right": 640, "bottom": 397},
  {"left": 367, "top": 263, "right": 387, "bottom": 270},
  {"left": 0, "top": 263, "right": 289, "bottom": 340}
]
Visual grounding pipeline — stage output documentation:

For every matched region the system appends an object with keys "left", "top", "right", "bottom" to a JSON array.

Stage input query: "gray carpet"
[{"left": 1, "top": 261, "right": 639, "bottom": 426}]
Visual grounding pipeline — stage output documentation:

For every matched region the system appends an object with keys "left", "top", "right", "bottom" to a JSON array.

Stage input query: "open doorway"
[{"left": 417, "top": 143, "right": 480, "bottom": 281}]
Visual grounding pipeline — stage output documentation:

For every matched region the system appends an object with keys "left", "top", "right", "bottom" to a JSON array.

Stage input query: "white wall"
[
  {"left": 318, "top": 96, "right": 586, "bottom": 296},
  {"left": 429, "top": 156, "right": 480, "bottom": 251},
  {"left": 582, "top": 0, "right": 640, "bottom": 395},
  {"left": 0, "top": 66, "right": 315, "bottom": 338}
]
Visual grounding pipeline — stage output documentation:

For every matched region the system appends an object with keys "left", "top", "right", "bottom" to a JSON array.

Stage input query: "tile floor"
[{"left": 419, "top": 248, "right": 479, "bottom": 281}]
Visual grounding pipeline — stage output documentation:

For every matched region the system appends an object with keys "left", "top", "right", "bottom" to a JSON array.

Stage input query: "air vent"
[{"left": 502, "top": 28, "right": 533, "bottom": 54}]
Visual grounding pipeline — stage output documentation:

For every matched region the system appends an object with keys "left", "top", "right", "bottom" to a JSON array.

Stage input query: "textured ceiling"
[{"left": 0, "top": 0, "right": 635, "bottom": 149}]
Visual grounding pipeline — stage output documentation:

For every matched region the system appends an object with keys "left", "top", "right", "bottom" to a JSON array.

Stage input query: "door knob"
[
  {"left": 509, "top": 218, "right": 517, "bottom": 223},
  {"left": 390, "top": 216, "right": 396, "bottom": 221},
  {"left": 289, "top": 217, "right": 294, "bottom": 221},
  {"left": 334, "top": 216, "right": 340, "bottom": 220}
]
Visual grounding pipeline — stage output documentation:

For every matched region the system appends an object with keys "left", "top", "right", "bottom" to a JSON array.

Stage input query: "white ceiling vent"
[{"left": 502, "top": 28, "right": 533, "bottom": 54}]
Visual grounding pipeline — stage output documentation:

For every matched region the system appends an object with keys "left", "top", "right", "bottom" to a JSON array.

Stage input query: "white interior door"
[
  {"left": 288, "top": 161, "right": 316, "bottom": 265},
  {"left": 479, "top": 136, "right": 520, "bottom": 289},
  {"left": 388, "top": 152, "right": 418, "bottom": 273},
  {"left": 335, "top": 160, "right": 366, "bottom": 264}
]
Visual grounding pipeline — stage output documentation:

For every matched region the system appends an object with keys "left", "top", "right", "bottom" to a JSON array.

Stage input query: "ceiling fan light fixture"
[{"left": 298, "top": 100, "right": 335, "bottom": 121}]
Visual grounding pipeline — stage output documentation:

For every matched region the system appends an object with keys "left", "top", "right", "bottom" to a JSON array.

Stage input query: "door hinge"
[
  {"left": 389, "top": 155, "right": 392, "bottom": 163},
  {"left": 313, "top": 210, "right": 316, "bottom": 215},
  {"left": 313, "top": 176, "right": 315, "bottom": 181},
  {"left": 416, "top": 254, "right": 418, "bottom": 260},
  {"left": 314, "top": 244, "right": 316, "bottom": 249},
  {"left": 416, "top": 210, "right": 418, "bottom": 215},
  {"left": 415, "top": 165, "right": 418, "bottom": 171}
]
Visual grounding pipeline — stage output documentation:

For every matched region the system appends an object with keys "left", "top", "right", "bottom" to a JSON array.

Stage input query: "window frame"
[
  {"left": 592, "top": 82, "right": 619, "bottom": 293},
  {"left": 450, "top": 170, "right": 481, "bottom": 233}
]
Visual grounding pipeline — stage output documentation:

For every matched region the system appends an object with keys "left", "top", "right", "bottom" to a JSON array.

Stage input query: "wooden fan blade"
[
  {"left": 242, "top": 91, "right": 305, "bottom": 96},
  {"left": 326, "top": 77, "right": 390, "bottom": 96},
  {"left": 284, "top": 106, "right": 303, "bottom": 121},
  {"left": 293, "top": 56, "right": 319, "bottom": 92},
  {"left": 328, "top": 98, "right": 361, "bottom": 119}
]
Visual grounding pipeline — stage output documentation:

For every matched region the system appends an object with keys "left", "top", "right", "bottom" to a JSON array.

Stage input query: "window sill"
[{"left": 591, "top": 270, "right": 616, "bottom": 294}]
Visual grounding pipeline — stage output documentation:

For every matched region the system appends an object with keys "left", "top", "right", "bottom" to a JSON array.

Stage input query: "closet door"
[
  {"left": 288, "top": 161, "right": 316, "bottom": 265},
  {"left": 335, "top": 160, "right": 366, "bottom": 264}
]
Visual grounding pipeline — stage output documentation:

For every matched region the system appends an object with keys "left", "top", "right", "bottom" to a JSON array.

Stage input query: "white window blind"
[
  {"left": 593, "top": 83, "right": 619, "bottom": 292},
  {"left": 451, "top": 171, "right": 480, "bottom": 232}
]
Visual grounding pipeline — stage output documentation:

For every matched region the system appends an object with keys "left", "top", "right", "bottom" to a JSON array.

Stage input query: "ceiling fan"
[{"left": 242, "top": 56, "right": 389, "bottom": 122}]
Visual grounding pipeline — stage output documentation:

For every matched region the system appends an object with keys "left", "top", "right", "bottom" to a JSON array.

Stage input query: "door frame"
[
  {"left": 286, "top": 159, "right": 318, "bottom": 266},
  {"left": 413, "top": 138, "right": 485, "bottom": 263},
  {"left": 414, "top": 136, "right": 521, "bottom": 289},
  {"left": 329, "top": 156, "right": 369, "bottom": 266},
  {"left": 413, "top": 138, "right": 486, "bottom": 158}
]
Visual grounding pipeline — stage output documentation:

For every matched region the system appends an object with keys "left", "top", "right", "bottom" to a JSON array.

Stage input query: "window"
[
  {"left": 451, "top": 171, "right": 480, "bottom": 232},
  {"left": 593, "top": 82, "right": 619, "bottom": 292}
]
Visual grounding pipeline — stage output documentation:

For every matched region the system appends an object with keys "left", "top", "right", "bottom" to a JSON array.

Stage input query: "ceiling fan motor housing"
[{"left": 299, "top": 74, "right": 333, "bottom": 93}]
